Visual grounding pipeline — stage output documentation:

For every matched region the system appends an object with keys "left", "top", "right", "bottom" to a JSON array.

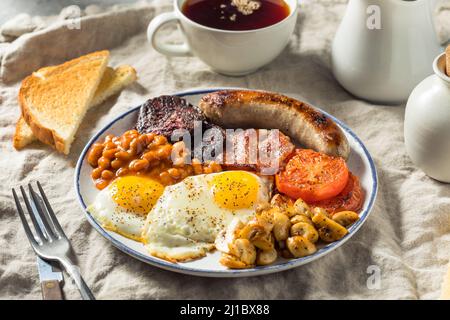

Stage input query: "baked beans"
[{"left": 87, "top": 130, "right": 222, "bottom": 189}]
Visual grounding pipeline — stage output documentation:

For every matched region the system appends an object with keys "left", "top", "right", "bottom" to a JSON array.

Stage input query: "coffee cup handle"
[{"left": 147, "top": 12, "right": 192, "bottom": 57}]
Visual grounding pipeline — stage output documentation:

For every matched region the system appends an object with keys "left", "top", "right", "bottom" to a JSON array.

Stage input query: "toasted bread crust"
[
  {"left": 19, "top": 50, "right": 109, "bottom": 154},
  {"left": 13, "top": 117, "right": 34, "bottom": 150},
  {"left": 14, "top": 64, "right": 136, "bottom": 150},
  {"left": 91, "top": 65, "right": 137, "bottom": 106},
  {"left": 19, "top": 80, "right": 66, "bottom": 152}
]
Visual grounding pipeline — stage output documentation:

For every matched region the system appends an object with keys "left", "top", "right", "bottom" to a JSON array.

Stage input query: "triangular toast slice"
[
  {"left": 19, "top": 50, "right": 109, "bottom": 154},
  {"left": 14, "top": 65, "right": 137, "bottom": 150}
]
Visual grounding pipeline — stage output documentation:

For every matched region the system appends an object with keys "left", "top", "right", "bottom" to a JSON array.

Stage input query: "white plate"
[{"left": 75, "top": 88, "right": 378, "bottom": 277}]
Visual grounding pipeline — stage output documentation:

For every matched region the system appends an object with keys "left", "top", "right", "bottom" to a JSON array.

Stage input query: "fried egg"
[
  {"left": 88, "top": 176, "right": 165, "bottom": 241},
  {"left": 142, "top": 171, "right": 272, "bottom": 262}
]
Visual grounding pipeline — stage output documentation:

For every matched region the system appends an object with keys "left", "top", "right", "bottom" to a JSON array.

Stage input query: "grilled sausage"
[{"left": 198, "top": 90, "right": 350, "bottom": 159}]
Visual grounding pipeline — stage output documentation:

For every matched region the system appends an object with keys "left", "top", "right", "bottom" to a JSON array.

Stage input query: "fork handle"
[
  {"left": 76, "top": 275, "right": 96, "bottom": 301},
  {"left": 61, "top": 260, "right": 96, "bottom": 300}
]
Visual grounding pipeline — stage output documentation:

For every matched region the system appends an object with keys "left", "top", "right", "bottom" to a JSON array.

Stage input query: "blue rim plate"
[{"left": 74, "top": 87, "right": 378, "bottom": 277}]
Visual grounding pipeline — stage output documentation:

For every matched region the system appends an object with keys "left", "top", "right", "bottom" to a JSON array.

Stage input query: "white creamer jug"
[
  {"left": 404, "top": 52, "right": 450, "bottom": 182},
  {"left": 331, "top": 0, "right": 442, "bottom": 104}
]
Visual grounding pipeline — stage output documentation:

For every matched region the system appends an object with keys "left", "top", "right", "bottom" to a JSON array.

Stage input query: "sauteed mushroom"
[
  {"left": 220, "top": 254, "right": 249, "bottom": 269},
  {"left": 290, "top": 214, "right": 314, "bottom": 226},
  {"left": 290, "top": 222, "right": 319, "bottom": 243},
  {"left": 256, "top": 248, "right": 278, "bottom": 266},
  {"left": 273, "top": 210, "right": 291, "bottom": 242},
  {"left": 229, "top": 239, "right": 257, "bottom": 265},
  {"left": 286, "top": 236, "right": 317, "bottom": 258},
  {"left": 293, "top": 198, "right": 312, "bottom": 218},
  {"left": 332, "top": 211, "right": 360, "bottom": 227},
  {"left": 312, "top": 209, "right": 348, "bottom": 242}
]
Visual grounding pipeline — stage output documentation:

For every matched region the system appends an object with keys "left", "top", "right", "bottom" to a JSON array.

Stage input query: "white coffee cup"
[{"left": 147, "top": 0, "right": 298, "bottom": 76}]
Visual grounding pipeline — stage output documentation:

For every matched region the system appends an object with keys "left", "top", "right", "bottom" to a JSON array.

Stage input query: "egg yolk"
[
  {"left": 209, "top": 171, "right": 259, "bottom": 210},
  {"left": 110, "top": 176, "right": 164, "bottom": 215}
]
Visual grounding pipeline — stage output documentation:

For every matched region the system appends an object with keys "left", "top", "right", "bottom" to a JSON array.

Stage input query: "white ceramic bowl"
[{"left": 75, "top": 88, "right": 378, "bottom": 277}]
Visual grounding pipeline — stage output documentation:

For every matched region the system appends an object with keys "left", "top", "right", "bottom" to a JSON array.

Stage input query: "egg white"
[
  {"left": 142, "top": 171, "right": 272, "bottom": 262},
  {"left": 88, "top": 183, "right": 147, "bottom": 242}
]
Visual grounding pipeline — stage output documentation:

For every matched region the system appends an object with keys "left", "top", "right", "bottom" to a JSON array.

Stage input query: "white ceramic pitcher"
[
  {"left": 404, "top": 51, "right": 450, "bottom": 183},
  {"left": 331, "top": 0, "right": 442, "bottom": 104}
]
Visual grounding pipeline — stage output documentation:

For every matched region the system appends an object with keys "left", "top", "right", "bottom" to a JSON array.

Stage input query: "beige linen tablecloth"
[{"left": 1, "top": 0, "right": 450, "bottom": 300}]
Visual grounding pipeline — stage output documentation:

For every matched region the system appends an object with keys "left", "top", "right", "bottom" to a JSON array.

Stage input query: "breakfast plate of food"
[{"left": 75, "top": 88, "right": 377, "bottom": 277}]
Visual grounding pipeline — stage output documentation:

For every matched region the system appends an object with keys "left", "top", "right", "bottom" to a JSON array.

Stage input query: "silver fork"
[{"left": 12, "top": 182, "right": 95, "bottom": 300}]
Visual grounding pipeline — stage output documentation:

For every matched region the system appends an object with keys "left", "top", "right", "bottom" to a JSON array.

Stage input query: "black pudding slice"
[
  {"left": 135, "top": 96, "right": 225, "bottom": 161},
  {"left": 135, "top": 95, "right": 208, "bottom": 137}
]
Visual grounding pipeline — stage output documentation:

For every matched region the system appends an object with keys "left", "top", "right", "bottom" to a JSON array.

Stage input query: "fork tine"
[
  {"left": 20, "top": 186, "right": 48, "bottom": 241},
  {"left": 36, "top": 181, "right": 67, "bottom": 239},
  {"left": 12, "top": 188, "right": 40, "bottom": 246},
  {"left": 28, "top": 184, "right": 58, "bottom": 240}
]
